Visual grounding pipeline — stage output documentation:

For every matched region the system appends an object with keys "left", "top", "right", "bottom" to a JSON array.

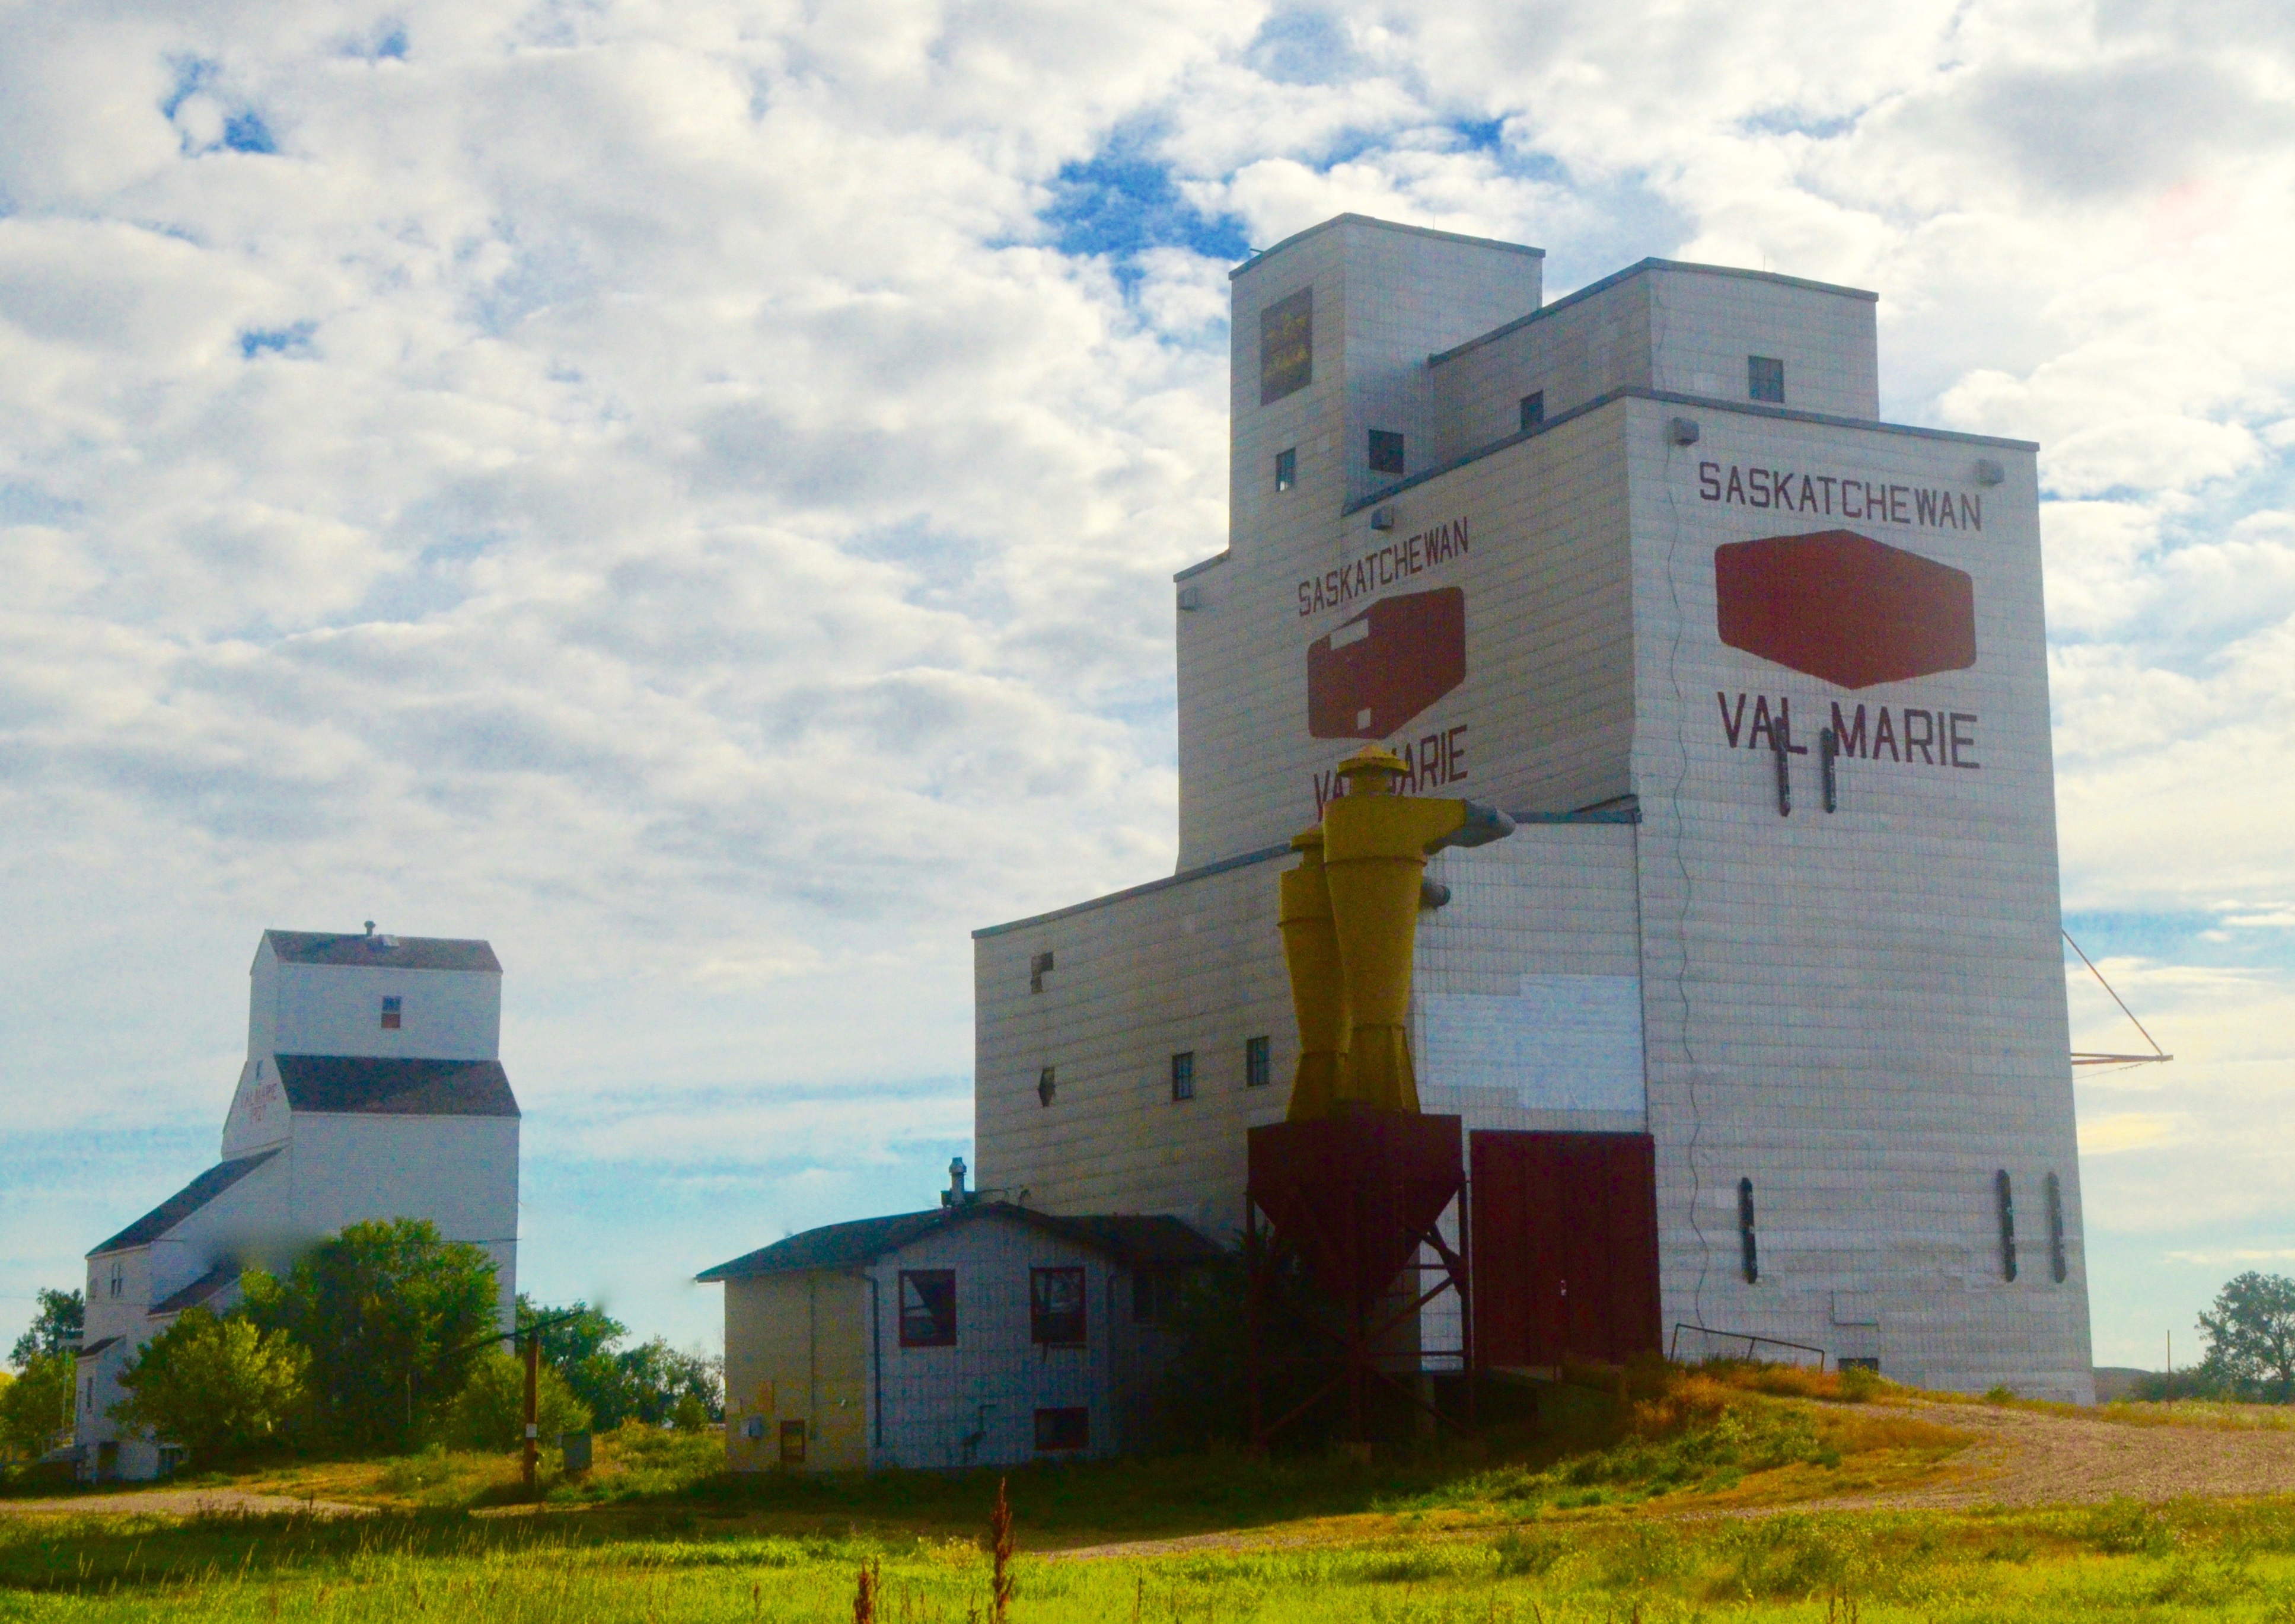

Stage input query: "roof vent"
[{"left": 364, "top": 920, "right": 375, "bottom": 936}]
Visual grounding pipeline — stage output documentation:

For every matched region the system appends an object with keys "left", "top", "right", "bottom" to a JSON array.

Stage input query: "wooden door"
[{"left": 1471, "top": 1131, "right": 1660, "bottom": 1368}]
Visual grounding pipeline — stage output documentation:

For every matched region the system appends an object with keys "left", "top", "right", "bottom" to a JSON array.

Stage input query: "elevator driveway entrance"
[{"left": 1471, "top": 1131, "right": 1661, "bottom": 1369}]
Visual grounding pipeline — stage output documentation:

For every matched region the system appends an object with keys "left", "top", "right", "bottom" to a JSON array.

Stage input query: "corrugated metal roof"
[
  {"left": 263, "top": 930, "right": 502, "bottom": 972},
  {"left": 695, "top": 1202, "right": 1219, "bottom": 1282},
  {"left": 149, "top": 1263, "right": 243, "bottom": 1318},
  {"left": 276, "top": 1055, "right": 519, "bottom": 1118},
  {"left": 90, "top": 1150, "right": 280, "bottom": 1256}
]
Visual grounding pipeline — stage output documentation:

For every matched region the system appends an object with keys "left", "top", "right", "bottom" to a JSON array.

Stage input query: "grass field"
[{"left": 7, "top": 1372, "right": 2294, "bottom": 1621}]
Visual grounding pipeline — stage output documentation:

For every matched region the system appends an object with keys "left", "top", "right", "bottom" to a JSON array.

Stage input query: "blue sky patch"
[
  {"left": 240, "top": 322, "right": 315, "bottom": 359},
  {"left": 1043, "top": 142, "right": 1250, "bottom": 286},
  {"left": 224, "top": 111, "right": 276, "bottom": 154}
]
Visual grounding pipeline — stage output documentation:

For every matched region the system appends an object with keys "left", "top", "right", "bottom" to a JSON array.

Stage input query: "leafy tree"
[
  {"left": 240, "top": 1218, "right": 501, "bottom": 1451},
  {"left": 445, "top": 1349, "right": 592, "bottom": 1450},
  {"left": 517, "top": 1297, "right": 721, "bottom": 1429},
  {"left": 109, "top": 1309, "right": 309, "bottom": 1464},
  {"left": 0, "top": 1351, "right": 76, "bottom": 1459},
  {"left": 9, "top": 1289, "right": 84, "bottom": 1368},
  {"left": 2198, "top": 1271, "right": 2295, "bottom": 1402}
]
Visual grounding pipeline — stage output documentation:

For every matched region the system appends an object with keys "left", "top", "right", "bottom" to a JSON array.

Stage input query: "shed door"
[{"left": 1471, "top": 1131, "right": 1660, "bottom": 1368}]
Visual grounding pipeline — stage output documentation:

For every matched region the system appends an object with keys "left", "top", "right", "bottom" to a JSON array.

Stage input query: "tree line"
[{"left": 2, "top": 1218, "right": 720, "bottom": 1470}]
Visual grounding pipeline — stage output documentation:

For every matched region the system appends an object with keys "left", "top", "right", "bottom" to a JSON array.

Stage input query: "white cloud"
[{"left": 5, "top": 0, "right": 2295, "bottom": 1357}]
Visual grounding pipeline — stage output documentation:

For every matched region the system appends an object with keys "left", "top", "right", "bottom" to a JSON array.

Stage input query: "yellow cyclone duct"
[
  {"left": 1277, "top": 830, "right": 1349, "bottom": 1122},
  {"left": 1280, "top": 745, "right": 1513, "bottom": 1119}
]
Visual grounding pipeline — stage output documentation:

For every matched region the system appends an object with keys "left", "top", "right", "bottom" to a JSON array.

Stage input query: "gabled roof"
[
  {"left": 263, "top": 930, "right": 501, "bottom": 973},
  {"left": 150, "top": 1264, "right": 243, "bottom": 1318},
  {"left": 90, "top": 1150, "right": 281, "bottom": 1256},
  {"left": 276, "top": 1055, "right": 519, "bottom": 1118},
  {"left": 696, "top": 1202, "right": 1220, "bottom": 1283}
]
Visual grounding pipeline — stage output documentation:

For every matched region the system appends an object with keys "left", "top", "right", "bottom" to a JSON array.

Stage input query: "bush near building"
[
  {"left": 108, "top": 1309, "right": 307, "bottom": 1463},
  {"left": 0, "top": 1352, "right": 74, "bottom": 1462},
  {"left": 517, "top": 1296, "right": 723, "bottom": 1430}
]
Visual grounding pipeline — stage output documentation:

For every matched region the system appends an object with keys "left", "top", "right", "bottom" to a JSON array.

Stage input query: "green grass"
[
  {"left": 5, "top": 1375, "right": 2292, "bottom": 1620},
  {"left": 9, "top": 1498, "right": 2295, "bottom": 1620}
]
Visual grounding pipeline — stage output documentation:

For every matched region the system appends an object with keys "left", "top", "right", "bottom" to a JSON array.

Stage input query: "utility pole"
[{"left": 521, "top": 1330, "right": 540, "bottom": 1495}]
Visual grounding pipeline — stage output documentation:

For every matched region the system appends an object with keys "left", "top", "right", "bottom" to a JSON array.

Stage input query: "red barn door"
[{"left": 1472, "top": 1131, "right": 1661, "bottom": 1368}]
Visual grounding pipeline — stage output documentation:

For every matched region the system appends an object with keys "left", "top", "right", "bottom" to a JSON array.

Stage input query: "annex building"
[
  {"left": 76, "top": 927, "right": 519, "bottom": 1479},
  {"left": 971, "top": 213, "right": 2094, "bottom": 1401}
]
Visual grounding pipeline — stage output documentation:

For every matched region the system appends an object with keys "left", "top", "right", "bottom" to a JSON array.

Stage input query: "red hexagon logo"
[
  {"left": 1714, "top": 530, "right": 1976, "bottom": 690},
  {"left": 1306, "top": 586, "right": 1466, "bottom": 739}
]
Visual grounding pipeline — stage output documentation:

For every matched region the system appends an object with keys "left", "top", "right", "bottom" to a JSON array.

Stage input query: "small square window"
[
  {"left": 1034, "top": 1406, "right": 1089, "bottom": 1452},
  {"left": 779, "top": 1418, "right": 807, "bottom": 1466},
  {"left": 1519, "top": 391, "right": 1545, "bottom": 432},
  {"left": 1037, "top": 1066, "right": 1057, "bottom": 1108},
  {"left": 1031, "top": 1266, "right": 1086, "bottom": 1345},
  {"left": 1274, "top": 447, "right": 1296, "bottom": 492},
  {"left": 1366, "top": 429, "right": 1405, "bottom": 476},
  {"left": 380, "top": 995, "right": 402, "bottom": 1030},
  {"left": 1170, "top": 1051, "right": 1195, "bottom": 1102},
  {"left": 1245, "top": 1035, "right": 1271, "bottom": 1089},
  {"left": 898, "top": 1269, "right": 957, "bottom": 1347},
  {"left": 1748, "top": 356, "right": 1785, "bottom": 404}
]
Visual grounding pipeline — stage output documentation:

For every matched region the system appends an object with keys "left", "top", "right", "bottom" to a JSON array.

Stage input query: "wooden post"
[{"left": 522, "top": 1331, "right": 540, "bottom": 1495}]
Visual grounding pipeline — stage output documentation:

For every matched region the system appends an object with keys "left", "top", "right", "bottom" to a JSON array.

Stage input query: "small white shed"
[{"left": 699, "top": 1198, "right": 1216, "bottom": 1472}]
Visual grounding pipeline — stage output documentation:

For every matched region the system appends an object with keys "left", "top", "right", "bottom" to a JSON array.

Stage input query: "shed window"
[
  {"left": 779, "top": 1418, "right": 806, "bottom": 1465},
  {"left": 898, "top": 1269, "right": 957, "bottom": 1347},
  {"left": 1245, "top": 1035, "right": 1271, "bottom": 1089},
  {"left": 1170, "top": 1051, "right": 1195, "bottom": 1102},
  {"left": 1748, "top": 355, "right": 1785, "bottom": 403},
  {"left": 1034, "top": 1406, "right": 1089, "bottom": 1451},
  {"left": 1736, "top": 1178, "right": 1759, "bottom": 1284},
  {"left": 1274, "top": 447, "right": 1296, "bottom": 492},
  {"left": 1519, "top": 391, "right": 1545, "bottom": 432},
  {"left": 1031, "top": 1266, "right": 1086, "bottom": 1345},
  {"left": 380, "top": 995, "right": 402, "bottom": 1030},
  {"left": 1260, "top": 288, "right": 1313, "bottom": 404},
  {"left": 1367, "top": 429, "right": 1405, "bottom": 476}
]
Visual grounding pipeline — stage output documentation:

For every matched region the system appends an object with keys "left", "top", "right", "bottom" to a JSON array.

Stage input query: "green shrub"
[
  {"left": 109, "top": 1308, "right": 308, "bottom": 1465},
  {"left": 445, "top": 1350, "right": 592, "bottom": 1450}
]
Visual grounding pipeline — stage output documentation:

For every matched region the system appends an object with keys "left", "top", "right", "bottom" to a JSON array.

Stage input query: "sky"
[{"left": 2, "top": 0, "right": 2290, "bottom": 1373}]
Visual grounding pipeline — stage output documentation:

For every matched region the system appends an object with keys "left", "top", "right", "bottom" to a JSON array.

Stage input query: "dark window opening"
[
  {"left": 1029, "top": 950, "right": 1053, "bottom": 994},
  {"left": 1034, "top": 1406, "right": 1089, "bottom": 1451},
  {"left": 380, "top": 995, "right": 402, "bottom": 1030},
  {"left": 1170, "top": 1051, "right": 1195, "bottom": 1102},
  {"left": 1245, "top": 1035, "right": 1271, "bottom": 1089},
  {"left": 1037, "top": 1066, "right": 1056, "bottom": 1108},
  {"left": 1748, "top": 355, "right": 1785, "bottom": 403},
  {"left": 1132, "top": 1269, "right": 1178, "bottom": 1325},
  {"left": 1737, "top": 1178, "right": 1759, "bottom": 1284},
  {"left": 1995, "top": 1170, "right": 2019, "bottom": 1282},
  {"left": 779, "top": 1418, "right": 806, "bottom": 1465},
  {"left": 1838, "top": 1356, "right": 1880, "bottom": 1372},
  {"left": 1260, "top": 288, "right": 1313, "bottom": 405},
  {"left": 2045, "top": 1172, "right": 2068, "bottom": 1284},
  {"left": 1519, "top": 391, "right": 1545, "bottom": 432},
  {"left": 898, "top": 1269, "right": 957, "bottom": 1347},
  {"left": 1031, "top": 1266, "right": 1086, "bottom": 1345},
  {"left": 1274, "top": 447, "right": 1296, "bottom": 492},
  {"left": 1367, "top": 429, "right": 1405, "bottom": 476}
]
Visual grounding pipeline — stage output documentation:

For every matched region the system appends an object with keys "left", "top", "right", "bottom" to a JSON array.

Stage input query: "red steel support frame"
[{"left": 1245, "top": 1115, "right": 1474, "bottom": 1448}]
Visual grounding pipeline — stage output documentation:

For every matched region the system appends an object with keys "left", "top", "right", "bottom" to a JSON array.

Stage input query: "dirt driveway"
[
  {"left": 0, "top": 1488, "right": 368, "bottom": 1519},
  {"left": 1826, "top": 1400, "right": 2295, "bottom": 1509}
]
